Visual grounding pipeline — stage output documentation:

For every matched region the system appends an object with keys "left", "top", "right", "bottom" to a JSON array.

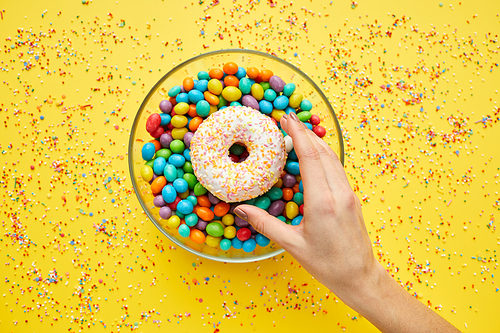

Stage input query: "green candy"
[
  {"left": 155, "top": 148, "right": 172, "bottom": 160},
  {"left": 186, "top": 195, "right": 198, "bottom": 207},
  {"left": 265, "top": 187, "right": 283, "bottom": 201},
  {"left": 206, "top": 222, "right": 224, "bottom": 237},
  {"left": 185, "top": 213, "right": 198, "bottom": 226},
  {"left": 244, "top": 198, "right": 257, "bottom": 205},
  {"left": 260, "top": 82, "right": 270, "bottom": 91},
  {"left": 182, "top": 161, "right": 194, "bottom": 174},
  {"left": 283, "top": 83, "right": 296, "bottom": 97},
  {"left": 293, "top": 192, "right": 304, "bottom": 206},
  {"left": 217, "top": 95, "right": 227, "bottom": 108},
  {"left": 176, "top": 168, "right": 184, "bottom": 179},
  {"left": 170, "top": 140, "right": 185, "bottom": 154},
  {"left": 183, "top": 173, "right": 198, "bottom": 189},
  {"left": 255, "top": 196, "right": 271, "bottom": 210},
  {"left": 297, "top": 111, "right": 312, "bottom": 122},
  {"left": 239, "top": 78, "right": 252, "bottom": 95},
  {"left": 163, "top": 164, "right": 177, "bottom": 182},
  {"left": 145, "top": 160, "right": 154, "bottom": 168},
  {"left": 193, "top": 182, "right": 207, "bottom": 196},
  {"left": 277, "top": 216, "right": 287, "bottom": 223}
]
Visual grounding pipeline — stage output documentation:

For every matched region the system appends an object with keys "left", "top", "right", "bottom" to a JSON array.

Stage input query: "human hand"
[{"left": 234, "top": 112, "right": 460, "bottom": 332}]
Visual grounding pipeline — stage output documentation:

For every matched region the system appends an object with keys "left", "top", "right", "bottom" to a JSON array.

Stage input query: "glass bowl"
[{"left": 128, "top": 49, "right": 344, "bottom": 263}]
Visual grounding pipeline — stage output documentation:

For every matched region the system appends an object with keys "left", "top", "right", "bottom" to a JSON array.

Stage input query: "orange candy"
[
  {"left": 189, "top": 116, "right": 203, "bottom": 132},
  {"left": 259, "top": 69, "right": 274, "bottom": 82},
  {"left": 204, "top": 91, "right": 219, "bottom": 105},
  {"left": 188, "top": 104, "right": 198, "bottom": 117},
  {"left": 197, "top": 195, "right": 211, "bottom": 208},
  {"left": 282, "top": 188, "right": 294, "bottom": 201},
  {"left": 292, "top": 183, "right": 300, "bottom": 193},
  {"left": 208, "top": 68, "right": 224, "bottom": 79},
  {"left": 197, "top": 207, "right": 215, "bottom": 221},
  {"left": 151, "top": 176, "right": 166, "bottom": 195},
  {"left": 169, "top": 96, "right": 177, "bottom": 107},
  {"left": 183, "top": 77, "right": 194, "bottom": 92},
  {"left": 190, "top": 229, "right": 206, "bottom": 244},
  {"left": 214, "top": 202, "right": 230, "bottom": 217},
  {"left": 246, "top": 67, "right": 259, "bottom": 79},
  {"left": 148, "top": 139, "right": 162, "bottom": 152},
  {"left": 223, "top": 75, "right": 239, "bottom": 87},
  {"left": 222, "top": 62, "right": 238, "bottom": 75}
]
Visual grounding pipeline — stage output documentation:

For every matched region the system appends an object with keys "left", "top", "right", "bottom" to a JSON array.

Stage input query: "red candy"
[
  {"left": 229, "top": 154, "right": 239, "bottom": 163},
  {"left": 168, "top": 196, "right": 182, "bottom": 210},
  {"left": 149, "top": 126, "right": 165, "bottom": 138},
  {"left": 299, "top": 204, "right": 304, "bottom": 215},
  {"left": 309, "top": 114, "right": 321, "bottom": 125},
  {"left": 146, "top": 113, "right": 161, "bottom": 133},
  {"left": 237, "top": 228, "right": 251, "bottom": 241},
  {"left": 313, "top": 125, "right": 326, "bottom": 138}
]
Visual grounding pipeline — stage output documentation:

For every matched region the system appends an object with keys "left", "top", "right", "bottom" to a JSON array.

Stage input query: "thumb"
[{"left": 234, "top": 205, "right": 298, "bottom": 249}]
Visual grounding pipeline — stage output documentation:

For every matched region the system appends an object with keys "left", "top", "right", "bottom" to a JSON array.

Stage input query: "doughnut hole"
[{"left": 228, "top": 143, "right": 249, "bottom": 163}]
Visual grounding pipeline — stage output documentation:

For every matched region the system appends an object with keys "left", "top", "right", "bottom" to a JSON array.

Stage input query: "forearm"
[{"left": 340, "top": 264, "right": 460, "bottom": 333}]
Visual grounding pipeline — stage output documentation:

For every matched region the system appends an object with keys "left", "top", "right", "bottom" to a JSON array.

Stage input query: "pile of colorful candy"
[{"left": 140, "top": 61, "right": 326, "bottom": 253}]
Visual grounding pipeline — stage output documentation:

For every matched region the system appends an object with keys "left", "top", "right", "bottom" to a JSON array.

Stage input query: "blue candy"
[
  {"left": 194, "top": 79, "right": 208, "bottom": 92},
  {"left": 264, "top": 89, "right": 277, "bottom": 102},
  {"left": 176, "top": 93, "right": 189, "bottom": 104},
  {"left": 286, "top": 161, "right": 300, "bottom": 175},
  {"left": 160, "top": 113, "right": 171, "bottom": 126},
  {"left": 305, "top": 122, "right": 313, "bottom": 130},
  {"left": 168, "top": 154, "right": 186, "bottom": 167},
  {"left": 183, "top": 148, "right": 191, "bottom": 162},
  {"left": 242, "top": 239, "right": 257, "bottom": 253},
  {"left": 196, "top": 100, "right": 210, "bottom": 117},
  {"left": 283, "top": 83, "right": 296, "bottom": 97},
  {"left": 299, "top": 180, "right": 303, "bottom": 193},
  {"left": 197, "top": 71, "right": 210, "bottom": 80},
  {"left": 188, "top": 90, "right": 204, "bottom": 103},
  {"left": 284, "top": 106, "right": 296, "bottom": 115},
  {"left": 235, "top": 67, "right": 247, "bottom": 79},
  {"left": 259, "top": 100, "right": 273, "bottom": 114},
  {"left": 255, "top": 234, "right": 270, "bottom": 247},
  {"left": 239, "top": 78, "right": 252, "bottom": 95},
  {"left": 176, "top": 200, "right": 194, "bottom": 215},
  {"left": 230, "top": 101, "right": 242, "bottom": 107},
  {"left": 185, "top": 213, "right": 198, "bottom": 226},
  {"left": 163, "top": 164, "right": 177, "bottom": 182},
  {"left": 291, "top": 215, "right": 303, "bottom": 226},
  {"left": 220, "top": 238, "right": 232, "bottom": 251},
  {"left": 176, "top": 167, "right": 184, "bottom": 179},
  {"left": 300, "top": 99, "right": 313, "bottom": 111},
  {"left": 178, "top": 224, "right": 190, "bottom": 238},
  {"left": 288, "top": 149, "right": 298, "bottom": 160},
  {"left": 168, "top": 85, "right": 181, "bottom": 97},
  {"left": 232, "top": 238, "right": 243, "bottom": 249},
  {"left": 186, "top": 195, "right": 198, "bottom": 207},
  {"left": 141, "top": 142, "right": 156, "bottom": 161},
  {"left": 173, "top": 178, "right": 188, "bottom": 193},
  {"left": 162, "top": 185, "right": 177, "bottom": 203},
  {"left": 273, "top": 95, "right": 289, "bottom": 110},
  {"left": 153, "top": 157, "right": 167, "bottom": 175}
]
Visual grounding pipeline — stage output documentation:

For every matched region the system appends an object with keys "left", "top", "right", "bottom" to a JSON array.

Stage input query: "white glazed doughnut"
[{"left": 190, "top": 106, "right": 287, "bottom": 203}]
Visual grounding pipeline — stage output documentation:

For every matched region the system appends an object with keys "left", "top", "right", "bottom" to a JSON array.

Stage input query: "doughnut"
[{"left": 190, "top": 106, "right": 287, "bottom": 202}]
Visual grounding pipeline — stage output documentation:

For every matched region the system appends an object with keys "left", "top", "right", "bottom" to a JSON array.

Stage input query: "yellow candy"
[
  {"left": 173, "top": 102, "right": 189, "bottom": 115},
  {"left": 289, "top": 93, "right": 303, "bottom": 108},
  {"left": 207, "top": 79, "right": 223, "bottom": 95},
  {"left": 172, "top": 127, "right": 188, "bottom": 140},
  {"left": 251, "top": 83, "right": 264, "bottom": 101},
  {"left": 205, "top": 235, "right": 221, "bottom": 247},
  {"left": 222, "top": 214, "right": 234, "bottom": 226},
  {"left": 271, "top": 110, "right": 286, "bottom": 122},
  {"left": 223, "top": 226, "right": 236, "bottom": 239},
  {"left": 222, "top": 86, "right": 242, "bottom": 102},
  {"left": 140, "top": 165, "right": 154, "bottom": 182},
  {"left": 209, "top": 105, "right": 218, "bottom": 115},
  {"left": 295, "top": 175, "right": 302, "bottom": 183},
  {"left": 273, "top": 178, "right": 283, "bottom": 188},
  {"left": 171, "top": 115, "right": 188, "bottom": 128},
  {"left": 179, "top": 190, "right": 190, "bottom": 199},
  {"left": 285, "top": 201, "right": 299, "bottom": 220},
  {"left": 167, "top": 215, "right": 181, "bottom": 229}
]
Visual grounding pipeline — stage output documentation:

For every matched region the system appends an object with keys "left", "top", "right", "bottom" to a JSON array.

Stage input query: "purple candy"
[
  {"left": 229, "top": 203, "right": 240, "bottom": 215},
  {"left": 160, "top": 133, "right": 173, "bottom": 148},
  {"left": 251, "top": 234, "right": 257, "bottom": 240},
  {"left": 189, "top": 190, "right": 195, "bottom": 196},
  {"left": 195, "top": 219, "right": 208, "bottom": 231},
  {"left": 269, "top": 75, "right": 285, "bottom": 93},
  {"left": 159, "top": 206, "right": 172, "bottom": 219},
  {"left": 208, "top": 192, "right": 220, "bottom": 205},
  {"left": 202, "top": 230, "right": 208, "bottom": 236},
  {"left": 219, "top": 79, "right": 225, "bottom": 89},
  {"left": 268, "top": 200, "right": 285, "bottom": 217},
  {"left": 183, "top": 132, "right": 194, "bottom": 149},
  {"left": 180, "top": 86, "right": 186, "bottom": 93},
  {"left": 235, "top": 215, "right": 249, "bottom": 227},
  {"left": 153, "top": 195, "right": 167, "bottom": 207},
  {"left": 159, "top": 100, "right": 173, "bottom": 113},
  {"left": 282, "top": 173, "right": 296, "bottom": 188},
  {"left": 248, "top": 224, "right": 257, "bottom": 234},
  {"left": 149, "top": 173, "right": 158, "bottom": 184},
  {"left": 242, "top": 95, "right": 259, "bottom": 110}
]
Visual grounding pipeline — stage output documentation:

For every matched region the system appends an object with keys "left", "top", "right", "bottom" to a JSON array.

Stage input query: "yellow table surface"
[{"left": 1, "top": 0, "right": 499, "bottom": 332}]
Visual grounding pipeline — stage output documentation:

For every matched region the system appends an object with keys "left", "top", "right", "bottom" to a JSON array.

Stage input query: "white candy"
[{"left": 285, "top": 135, "right": 294, "bottom": 153}]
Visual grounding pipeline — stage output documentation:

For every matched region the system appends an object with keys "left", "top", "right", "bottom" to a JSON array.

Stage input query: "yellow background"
[{"left": 1, "top": 0, "right": 499, "bottom": 332}]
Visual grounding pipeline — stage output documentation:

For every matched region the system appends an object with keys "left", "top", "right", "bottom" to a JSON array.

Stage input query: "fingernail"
[
  {"left": 234, "top": 207, "right": 248, "bottom": 221},
  {"left": 281, "top": 114, "right": 288, "bottom": 121},
  {"left": 289, "top": 112, "right": 299, "bottom": 122}
]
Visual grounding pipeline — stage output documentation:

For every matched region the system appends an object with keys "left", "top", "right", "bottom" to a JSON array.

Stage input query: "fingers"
[
  {"left": 304, "top": 129, "right": 351, "bottom": 189},
  {"left": 234, "top": 205, "right": 300, "bottom": 249},
  {"left": 280, "top": 113, "right": 330, "bottom": 196}
]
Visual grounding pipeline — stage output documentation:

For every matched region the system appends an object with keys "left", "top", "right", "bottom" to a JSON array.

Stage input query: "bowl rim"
[{"left": 128, "top": 48, "right": 344, "bottom": 263}]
